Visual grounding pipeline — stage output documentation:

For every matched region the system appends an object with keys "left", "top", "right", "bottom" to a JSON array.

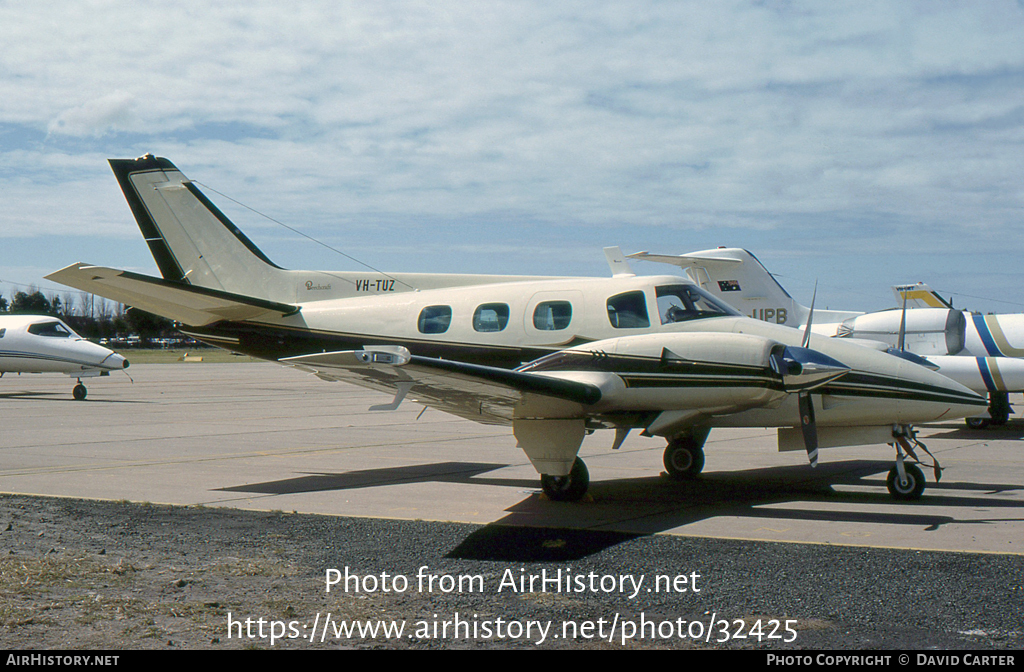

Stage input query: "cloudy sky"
[{"left": 2, "top": 1, "right": 1023, "bottom": 315}]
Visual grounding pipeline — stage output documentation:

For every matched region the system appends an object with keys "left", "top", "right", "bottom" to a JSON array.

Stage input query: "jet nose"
[{"left": 102, "top": 352, "right": 129, "bottom": 370}]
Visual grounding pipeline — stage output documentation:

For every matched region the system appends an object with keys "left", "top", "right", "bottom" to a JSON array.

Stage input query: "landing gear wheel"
[
  {"left": 540, "top": 458, "right": 589, "bottom": 502},
  {"left": 72, "top": 383, "right": 87, "bottom": 401},
  {"left": 886, "top": 463, "right": 925, "bottom": 501},
  {"left": 989, "top": 392, "right": 1010, "bottom": 426},
  {"left": 965, "top": 417, "right": 990, "bottom": 430},
  {"left": 663, "top": 438, "right": 706, "bottom": 480}
]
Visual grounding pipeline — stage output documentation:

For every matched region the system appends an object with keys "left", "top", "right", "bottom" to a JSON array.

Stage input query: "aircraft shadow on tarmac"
[
  {"left": 0, "top": 391, "right": 58, "bottom": 400},
  {"left": 452, "top": 461, "right": 1024, "bottom": 560},
  {"left": 218, "top": 462, "right": 512, "bottom": 495},
  {"left": 0, "top": 391, "right": 144, "bottom": 403},
  {"left": 219, "top": 459, "right": 1024, "bottom": 561},
  {"left": 924, "top": 421, "right": 1024, "bottom": 441}
]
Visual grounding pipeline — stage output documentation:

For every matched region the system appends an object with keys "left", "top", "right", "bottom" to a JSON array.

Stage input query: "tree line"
[{"left": 1, "top": 289, "right": 177, "bottom": 343}]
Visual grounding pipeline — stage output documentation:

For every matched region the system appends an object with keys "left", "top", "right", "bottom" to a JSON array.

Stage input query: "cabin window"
[
  {"left": 533, "top": 301, "right": 572, "bottom": 331},
  {"left": 473, "top": 303, "right": 510, "bottom": 332},
  {"left": 27, "top": 321, "right": 73, "bottom": 338},
  {"left": 606, "top": 291, "right": 650, "bottom": 329},
  {"left": 0, "top": 328, "right": 5, "bottom": 338},
  {"left": 656, "top": 285, "right": 737, "bottom": 324},
  {"left": 417, "top": 305, "right": 452, "bottom": 334}
]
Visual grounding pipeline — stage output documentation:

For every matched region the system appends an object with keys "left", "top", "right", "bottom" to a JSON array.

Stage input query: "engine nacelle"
[
  {"left": 549, "top": 332, "right": 799, "bottom": 414},
  {"left": 837, "top": 308, "right": 965, "bottom": 356}
]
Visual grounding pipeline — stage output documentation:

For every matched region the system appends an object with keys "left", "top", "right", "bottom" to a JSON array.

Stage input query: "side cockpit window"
[
  {"left": 533, "top": 301, "right": 572, "bottom": 331},
  {"left": 417, "top": 306, "right": 452, "bottom": 334},
  {"left": 656, "top": 285, "right": 737, "bottom": 324},
  {"left": 607, "top": 291, "right": 650, "bottom": 329},
  {"left": 27, "top": 321, "right": 74, "bottom": 338}
]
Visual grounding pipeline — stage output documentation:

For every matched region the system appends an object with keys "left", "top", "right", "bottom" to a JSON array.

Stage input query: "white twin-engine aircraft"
[
  {"left": 47, "top": 155, "right": 985, "bottom": 501},
  {"left": 629, "top": 248, "right": 1024, "bottom": 429},
  {"left": 0, "top": 315, "right": 129, "bottom": 399}
]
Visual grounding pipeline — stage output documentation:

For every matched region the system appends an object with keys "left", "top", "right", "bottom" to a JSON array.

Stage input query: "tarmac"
[{"left": 2, "top": 361, "right": 1023, "bottom": 556}]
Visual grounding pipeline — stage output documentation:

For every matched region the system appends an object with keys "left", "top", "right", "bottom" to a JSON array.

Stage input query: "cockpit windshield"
[
  {"left": 27, "top": 320, "right": 78, "bottom": 338},
  {"left": 655, "top": 285, "right": 739, "bottom": 324}
]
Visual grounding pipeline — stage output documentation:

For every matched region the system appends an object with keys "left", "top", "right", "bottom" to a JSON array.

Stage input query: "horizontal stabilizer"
[
  {"left": 45, "top": 263, "right": 299, "bottom": 326},
  {"left": 626, "top": 251, "right": 742, "bottom": 268}
]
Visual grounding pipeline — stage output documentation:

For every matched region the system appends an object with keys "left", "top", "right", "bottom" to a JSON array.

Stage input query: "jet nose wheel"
[
  {"left": 886, "top": 463, "right": 925, "bottom": 500},
  {"left": 72, "top": 383, "right": 87, "bottom": 401},
  {"left": 540, "top": 458, "right": 589, "bottom": 502},
  {"left": 664, "top": 438, "right": 706, "bottom": 480},
  {"left": 965, "top": 417, "right": 990, "bottom": 430}
]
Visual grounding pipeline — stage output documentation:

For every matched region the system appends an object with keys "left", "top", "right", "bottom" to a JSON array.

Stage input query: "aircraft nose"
[
  {"left": 102, "top": 352, "right": 129, "bottom": 369},
  {"left": 911, "top": 365, "right": 988, "bottom": 421}
]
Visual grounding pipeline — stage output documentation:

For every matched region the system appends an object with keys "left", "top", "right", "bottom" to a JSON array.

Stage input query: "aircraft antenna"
[
  {"left": 193, "top": 181, "right": 416, "bottom": 291},
  {"left": 897, "top": 289, "right": 908, "bottom": 351},
  {"left": 801, "top": 281, "right": 817, "bottom": 348}
]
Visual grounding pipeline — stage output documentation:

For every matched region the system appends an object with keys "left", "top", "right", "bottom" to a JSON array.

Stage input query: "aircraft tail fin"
[
  {"left": 603, "top": 247, "right": 635, "bottom": 277},
  {"left": 109, "top": 155, "right": 292, "bottom": 302},
  {"left": 893, "top": 283, "right": 954, "bottom": 309}
]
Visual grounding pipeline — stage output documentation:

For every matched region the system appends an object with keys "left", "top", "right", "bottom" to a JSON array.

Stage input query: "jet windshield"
[
  {"left": 656, "top": 284, "right": 740, "bottom": 324},
  {"left": 26, "top": 320, "right": 79, "bottom": 338}
]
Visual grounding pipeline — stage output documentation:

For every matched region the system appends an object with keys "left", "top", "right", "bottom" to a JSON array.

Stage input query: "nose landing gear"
[{"left": 887, "top": 427, "right": 940, "bottom": 501}]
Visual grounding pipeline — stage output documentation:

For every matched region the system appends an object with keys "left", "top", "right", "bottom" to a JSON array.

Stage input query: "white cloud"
[{"left": 47, "top": 91, "right": 138, "bottom": 137}]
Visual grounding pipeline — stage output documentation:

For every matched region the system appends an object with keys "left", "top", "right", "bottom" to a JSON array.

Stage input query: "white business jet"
[
  {"left": 0, "top": 314, "right": 129, "bottom": 399},
  {"left": 628, "top": 248, "right": 1024, "bottom": 428},
  {"left": 46, "top": 156, "right": 985, "bottom": 501}
]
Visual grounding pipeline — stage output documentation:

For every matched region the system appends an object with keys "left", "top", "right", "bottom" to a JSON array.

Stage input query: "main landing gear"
[
  {"left": 965, "top": 392, "right": 1011, "bottom": 429},
  {"left": 664, "top": 436, "right": 705, "bottom": 480},
  {"left": 663, "top": 427, "right": 710, "bottom": 480},
  {"left": 72, "top": 381, "right": 87, "bottom": 401},
  {"left": 540, "top": 458, "right": 590, "bottom": 502}
]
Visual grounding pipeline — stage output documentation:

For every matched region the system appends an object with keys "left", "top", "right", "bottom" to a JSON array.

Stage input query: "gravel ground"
[{"left": 0, "top": 493, "right": 1021, "bottom": 650}]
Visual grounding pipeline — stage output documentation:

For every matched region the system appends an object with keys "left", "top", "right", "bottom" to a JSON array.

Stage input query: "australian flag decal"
[{"left": 718, "top": 280, "right": 741, "bottom": 292}]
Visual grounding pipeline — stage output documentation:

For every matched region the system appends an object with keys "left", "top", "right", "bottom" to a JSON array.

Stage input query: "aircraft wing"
[
  {"left": 46, "top": 263, "right": 299, "bottom": 326},
  {"left": 283, "top": 347, "right": 604, "bottom": 426}
]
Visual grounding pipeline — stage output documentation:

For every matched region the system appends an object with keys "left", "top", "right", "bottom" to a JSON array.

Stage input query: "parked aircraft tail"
[
  {"left": 624, "top": 248, "right": 870, "bottom": 327},
  {"left": 629, "top": 247, "right": 968, "bottom": 355},
  {"left": 108, "top": 155, "right": 307, "bottom": 304},
  {"left": 627, "top": 248, "right": 804, "bottom": 325},
  {"left": 892, "top": 282, "right": 954, "bottom": 309},
  {"left": 104, "top": 155, "right": 563, "bottom": 308}
]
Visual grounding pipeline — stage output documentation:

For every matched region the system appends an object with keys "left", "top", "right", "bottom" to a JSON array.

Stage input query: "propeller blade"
[{"left": 798, "top": 391, "right": 818, "bottom": 467}]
